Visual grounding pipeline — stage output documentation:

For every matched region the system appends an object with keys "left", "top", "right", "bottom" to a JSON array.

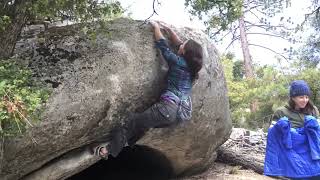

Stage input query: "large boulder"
[{"left": 0, "top": 18, "right": 232, "bottom": 180}]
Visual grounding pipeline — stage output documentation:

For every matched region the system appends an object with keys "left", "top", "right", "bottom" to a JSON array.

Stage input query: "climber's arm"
[
  {"left": 150, "top": 21, "right": 179, "bottom": 65},
  {"left": 150, "top": 21, "right": 164, "bottom": 41},
  {"left": 160, "top": 23, "right": 183, "bottom": 47}
]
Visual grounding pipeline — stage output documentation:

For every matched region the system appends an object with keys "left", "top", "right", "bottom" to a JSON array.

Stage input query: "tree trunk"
[
  {"left": 239, "top": 12, "right": 258, "bottom": 112},
  {"left": 0, "top": 1, "right": 28, "bottom": 59},
  {"left": 238, "top": 15, "right": 254, "bottom": 78}
]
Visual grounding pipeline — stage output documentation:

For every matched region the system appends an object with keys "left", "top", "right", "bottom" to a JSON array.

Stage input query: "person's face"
[
  {"left": 178, "top": 40, "right": 188, "bottom": 55},
  {"left": 292, "top": 95, "right": 309, "bottom": 109}
]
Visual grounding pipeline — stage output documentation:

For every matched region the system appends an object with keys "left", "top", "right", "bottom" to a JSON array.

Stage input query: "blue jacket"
[{"left": 264, "top": 116, "right": 320, "bottom": 178}]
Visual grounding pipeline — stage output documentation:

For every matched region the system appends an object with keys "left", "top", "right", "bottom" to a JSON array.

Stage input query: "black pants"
[{"left": 108, "top": 100, "right": 179, "bottom": 157}]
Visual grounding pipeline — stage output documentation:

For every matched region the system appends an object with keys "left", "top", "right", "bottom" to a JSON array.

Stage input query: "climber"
[{"left": 91, "top": 21, "right": 204, "bottom": 159}]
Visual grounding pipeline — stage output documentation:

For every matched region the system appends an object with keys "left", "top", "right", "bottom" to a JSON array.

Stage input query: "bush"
[{"left": 0, "top": 60, "right": 50, "bottom": 137}]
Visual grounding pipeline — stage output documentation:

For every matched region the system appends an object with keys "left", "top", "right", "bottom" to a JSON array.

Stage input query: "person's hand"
[
  {"left": 149, "top": 21, "right": 160, "bottom": 29},
  {"left": 158, "top": 21, "right": 172, "bottom": 31},
  {"left": 269, "top": 121, "right": 276, "bottom": 129},
  {"left": 305, "top": 115, "right": 316, "bottom": 122}
]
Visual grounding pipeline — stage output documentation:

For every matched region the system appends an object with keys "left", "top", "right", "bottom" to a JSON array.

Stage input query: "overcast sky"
[{"left": 118, "top": 0, "right": 312, "bottom": 66}]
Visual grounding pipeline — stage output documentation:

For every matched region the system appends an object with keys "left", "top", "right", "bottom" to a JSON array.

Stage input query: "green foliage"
[
  {"left": 281, "top": 1, "right": 320, "bottom": 62},
  {"left": 298, "top": 5, "right": 320, "bottom": 66},
  {"left": 185, "top": 0, "right": 243, "bottom": 31},
  {"left": 294, "top": 68, "right": 320, "bottom": 107},
  {"left": 184, "top": 0, "right": 291, "bottom": 36},
  {"left": 0, "top": 0, "right": 123, "bottom": 32},
  {"left": 258, "top": 0, "right": 289, "bottom": 16},
  {"left": 0, "top": 0, "right": 123, "bottom": 59},
  {"left": 299, "top": 34, "right": 320, "bottom": 67},
  {"left": 0, "top": 15, "right": 11, "bottom": 31},
  {"left": 221, "top": 55, "right": 320, "bottom": 130},
  {"left": 29, "top": 0, "right": 123, "bottom": 23},
  {"left": 232, "top": 60, "right": 244, "bottom": 81},
  {"left": 0, "top": 60, "right": 50, "bottom": 137}
]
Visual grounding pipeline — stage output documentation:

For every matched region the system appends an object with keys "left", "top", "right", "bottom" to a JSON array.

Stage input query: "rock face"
[{"left": 0, "top": 18, "right": 232, "bottom": 180}]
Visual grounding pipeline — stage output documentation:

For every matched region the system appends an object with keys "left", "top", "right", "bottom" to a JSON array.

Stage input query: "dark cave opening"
[{"left": 68, "top": 145, "right": 174, "bottom": 180}]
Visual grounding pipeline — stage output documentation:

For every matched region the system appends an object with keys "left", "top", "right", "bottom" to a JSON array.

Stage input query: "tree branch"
[
  {"left": 225, "top": 36, "right": 240, "bottom": 51},
  {"left": 248, "top": 43, "right": 290, "bottom": 61},
  {"left": 246, "top": 32, "right": 290, "bottom": 41},
  {"left": 218, "top": 23, "right": 239, "bottom": 42},
  {"left": 224, "top": 31, "right": 294, "bottom": 52},
  {"left": 209, "top": 26, "right": 225, "bottom": 39},
  {"left": 225, "top": 24, "right": 240, "bottom": 50},
  {"left": 218, "top": 5, "right": 227, "bottom": 17},
  {"left": 245, "top": 20, "right": 294, "bottom": 31},
  {"left": 243, "top": 0, "right": 257, "bottom": 7},
  {"left": 244, "top": 5, "right": 264, "bottom": 14},
  {"left": 243, "top": 0, "right": 264, "bottom": 7},
  {"left": 139, "top": 0, "right": 160, "bottom": 27},
  {"left": 217, "top": 29, "right": 233, "bottom": 42},
  {"left": 227, "top": 31, "right": 292, "bottom": 51},
  {"left": 247, "top": 10, "right": 262, "bottom": 22},
  {"left": 300, "top": 6, "right": 320, "bottom": 27},
  {"left": 254, "top": 7, "right": 267, "bottom": 16}
]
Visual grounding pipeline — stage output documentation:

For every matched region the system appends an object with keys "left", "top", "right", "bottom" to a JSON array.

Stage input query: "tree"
[
  {"left": 0, "top": 0, "right": 122, "bottom": 59},
  {"left": 300, "top": 34, "right": 320, "bottom": 68},
  {"left": 185, "top": 0, "right": 299, "bottom": 113},
  {"left": 233, "top": 60, "right": 245, "bottom": 80},
  {"left": 238, "top": 12, "right": 253, "bottom": 78},
  {"left": 222, "top": 51, "right": 320, "bottom": 129},
  {"left": 185, "top": 0, "right": 295, "bottom": 78},
  {"left": 298, "top": 2, "right": 320, "bottom": 67}
]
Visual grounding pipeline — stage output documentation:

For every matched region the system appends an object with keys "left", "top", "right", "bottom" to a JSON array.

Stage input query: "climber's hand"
[{"left": 149, "top": 21, "right": 160, "bottom": 29}]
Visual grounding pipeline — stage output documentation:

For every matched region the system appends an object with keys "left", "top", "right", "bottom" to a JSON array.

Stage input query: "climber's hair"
[{"left": 182, "top": 39, "right": 203, "bottom": 81}]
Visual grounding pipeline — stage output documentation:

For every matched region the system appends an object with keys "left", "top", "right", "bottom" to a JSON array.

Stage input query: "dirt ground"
[{"left": 179, "top": 162, "right": 277, "bottom": 180}]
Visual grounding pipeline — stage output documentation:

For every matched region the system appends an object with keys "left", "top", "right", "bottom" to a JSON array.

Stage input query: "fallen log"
[
  {"left": 216, "top": 128, "right": 289, "bottom": 180},
  {"left": 216, "top": 145, "right": 264, "bottom": 174}
]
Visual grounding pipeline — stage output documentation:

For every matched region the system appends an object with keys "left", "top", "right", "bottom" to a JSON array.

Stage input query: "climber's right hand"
[{"left": 149, "top": 21, "right": 160, "bottom": 29}]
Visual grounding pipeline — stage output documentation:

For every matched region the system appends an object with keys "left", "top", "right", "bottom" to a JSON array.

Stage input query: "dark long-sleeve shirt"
[
  {"left": 155, "top": 38, "right": 192, "bottom": 102},
  {"left": 273, "top": 104, "right": 319, "bottom": 128}
]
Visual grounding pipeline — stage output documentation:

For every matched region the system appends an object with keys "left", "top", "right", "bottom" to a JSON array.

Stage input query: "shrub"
[{"left": 0, "top": 60, "right": 50, "bottom": 137}]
